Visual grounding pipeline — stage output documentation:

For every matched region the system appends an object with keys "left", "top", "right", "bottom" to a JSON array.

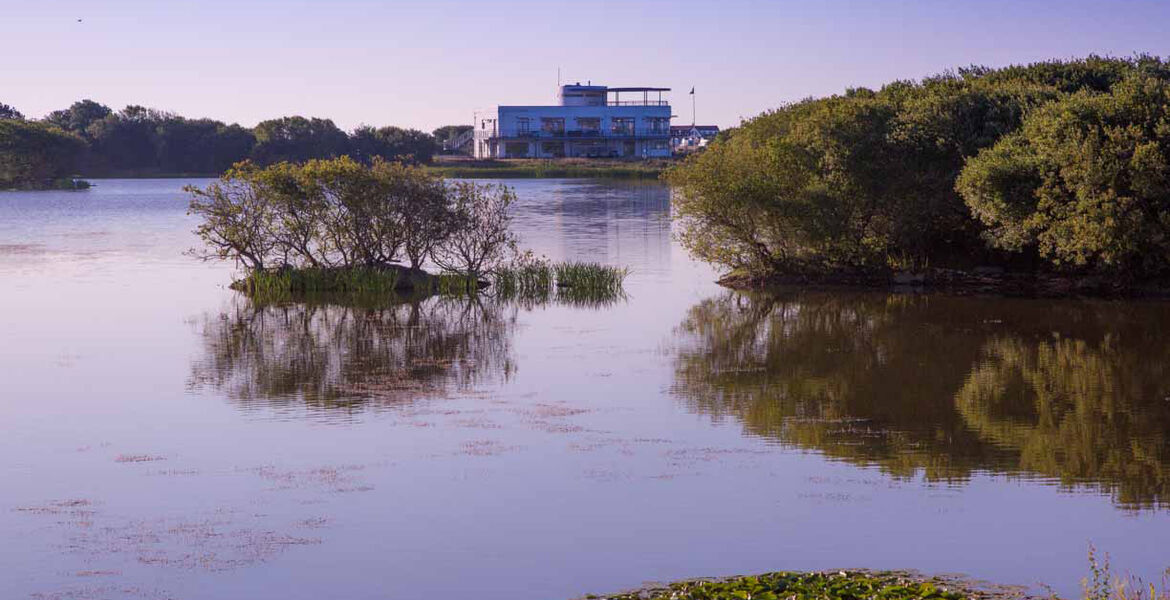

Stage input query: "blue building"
[{"left": 473, "top": 84, "right": 672, "bottom": 159}]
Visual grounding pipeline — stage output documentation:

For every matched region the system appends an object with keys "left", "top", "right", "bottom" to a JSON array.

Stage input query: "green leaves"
[
  {"left": 669, "top": 55, "right": 1170, "bottom": 283},
  {"left": 599, "top": 571, "right": 967, "bottom": 600}
]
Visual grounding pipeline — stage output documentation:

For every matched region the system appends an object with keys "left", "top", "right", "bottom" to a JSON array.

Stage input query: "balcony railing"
[{"left": 502, "top": 129, "right": 669, "bottom": 139}]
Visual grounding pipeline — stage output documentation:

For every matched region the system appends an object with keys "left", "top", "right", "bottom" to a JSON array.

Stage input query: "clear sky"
[{"left": 3, "top": 0, "right": 1169, "bottom": 132}]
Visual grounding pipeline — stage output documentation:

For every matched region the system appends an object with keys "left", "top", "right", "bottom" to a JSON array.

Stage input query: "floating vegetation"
[{"left": 591, "top": 571, "right": 972, "bottom": 600}]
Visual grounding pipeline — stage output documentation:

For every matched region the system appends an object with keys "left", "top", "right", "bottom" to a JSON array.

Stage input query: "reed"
[
  {"left": 232, "top": 266, "right": 404, "bottom": 300},
  {"left": 492, "top": 260, "right": 628, "bottom": 306}
]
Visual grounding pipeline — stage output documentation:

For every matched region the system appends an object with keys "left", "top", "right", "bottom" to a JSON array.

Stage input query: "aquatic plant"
[
  {"left": 592, "top": 570, "right": 968, "bottom": 600},
  {"left": 492, "top": 258, "right": 628, "bottom": 307},
  {"left": 1080, "top": 546, "right": 1170, "bottom": 600}
]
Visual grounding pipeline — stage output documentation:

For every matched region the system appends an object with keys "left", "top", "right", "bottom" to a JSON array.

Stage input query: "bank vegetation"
[{"left": 666, "top": 55, "right": 1170, "bottom": 293}]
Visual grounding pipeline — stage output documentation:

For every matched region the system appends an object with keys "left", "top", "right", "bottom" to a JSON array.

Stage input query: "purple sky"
[{"left": 4, "top": 0, "right": 1169, "bottom": 131}]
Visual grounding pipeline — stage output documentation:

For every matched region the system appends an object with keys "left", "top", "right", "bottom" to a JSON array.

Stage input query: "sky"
[{"left": 3, "top": 0, "right": 1170, "bottom": 133}]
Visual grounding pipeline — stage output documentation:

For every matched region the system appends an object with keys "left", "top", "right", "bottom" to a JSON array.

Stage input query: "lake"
[{"left": 1, "top": 178, "right": 1166, "bottom": 600}]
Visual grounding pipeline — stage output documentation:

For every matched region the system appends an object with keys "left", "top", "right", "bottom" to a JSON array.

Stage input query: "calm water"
[{"left": 1, "top": 179, "right": 1167, "bottom": 599}]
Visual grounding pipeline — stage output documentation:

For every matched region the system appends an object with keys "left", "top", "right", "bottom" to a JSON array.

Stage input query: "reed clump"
[{"left": 492, "top": 259, "right": 629, "bottom": 307}]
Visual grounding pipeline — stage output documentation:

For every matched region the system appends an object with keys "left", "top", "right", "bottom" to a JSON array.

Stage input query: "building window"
[
  {"left": 645, "top": 117, "right": 669, "bottom": 134},
  {"left": 541, "top": 118, "right": 565, "bottom": 134},
  {"left": 516, "top": 117, "right": 531, "bottom": 135},
  {"left": 576, "top": 117, "right": 601, "bottom": 135},
  {"left": 540, "top": 141, "right": 564, "bottom": 157},
  {"left": 611, "top": 117, "right": 635, "bottom": 135}
]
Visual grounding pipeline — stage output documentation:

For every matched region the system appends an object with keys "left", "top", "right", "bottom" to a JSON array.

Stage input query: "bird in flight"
[{"left": 77, "top": 18, "right": 83, "bottom": 23}]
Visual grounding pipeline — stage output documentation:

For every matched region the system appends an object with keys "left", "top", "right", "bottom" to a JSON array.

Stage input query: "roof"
[
  {"left": 606, "top": 87, "right": 671, "bottom": 92},
  {"left": 670, "top": 125, "right": 720, "bottom": 133}
]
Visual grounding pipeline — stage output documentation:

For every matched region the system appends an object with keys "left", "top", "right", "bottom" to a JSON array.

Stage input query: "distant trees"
[
  {"left": 0, "top": 99, "right": 442, "bottom": 181},
  {"left": 0, "top": 120, "right": 87, "bottom": 188},
  {"left": 251, "top": 116, "right": 349, "bottom": 165},
  {"left": 667, "top": 55, "right": 1170, "bottom": 282},
  {"left": 0, "top": 103, "right": 24, "bottom": 120},
  {"left": 187, "top": 157, "right": 515, "bottom": 275},
  {"left": 432, "top": 124, "right": 473, "bottom": 151},
  {"left": 350, "top": 125, "right": 436, "bottom": 165}
]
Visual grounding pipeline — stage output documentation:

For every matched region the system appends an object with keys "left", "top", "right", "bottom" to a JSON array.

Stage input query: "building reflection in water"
[{"left": 672, "top": 290, "right": 1170, "bottom": 509}]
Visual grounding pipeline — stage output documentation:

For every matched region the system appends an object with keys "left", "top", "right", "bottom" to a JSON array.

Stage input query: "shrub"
[
  {"left": 958, "top": 73, "right": 1170, "bottom": 278},
  {"left": 187, "top": 157, "right": 515, "bottom": 278}
]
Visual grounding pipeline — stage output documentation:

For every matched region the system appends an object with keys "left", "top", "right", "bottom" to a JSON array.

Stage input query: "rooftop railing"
[{"left": 606, "top": 100, "right": 669, "bottom": 106}]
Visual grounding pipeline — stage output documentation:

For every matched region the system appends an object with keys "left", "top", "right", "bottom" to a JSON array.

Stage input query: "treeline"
[
  {"left": 667, "top": 55, "right": 1170, "bottom": 282},
  {"left": 0, "top": 98, "right": 471, "bottom": 188}
]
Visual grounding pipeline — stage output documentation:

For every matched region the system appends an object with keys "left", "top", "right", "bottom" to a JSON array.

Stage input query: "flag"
[{"left": 689, "top": 87, "right": 695, "bottom": 95}]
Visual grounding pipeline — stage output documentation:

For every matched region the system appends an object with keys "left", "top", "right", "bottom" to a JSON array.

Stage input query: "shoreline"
[{"left": 718, "top": 268, "right": 1170, "bottom": 298}]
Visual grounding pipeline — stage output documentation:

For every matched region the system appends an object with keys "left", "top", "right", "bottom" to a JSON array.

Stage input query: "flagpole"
[{"left": 691, "top": 87, "right": 696, "bottom": 127}]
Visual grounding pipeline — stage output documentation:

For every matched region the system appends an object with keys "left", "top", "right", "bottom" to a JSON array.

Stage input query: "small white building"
[
  {"left": 669, "top": 125, "right": 720, "bottom": 153},
  {"left": 473, "top": 84, "right": 673, "bottom": 159}
]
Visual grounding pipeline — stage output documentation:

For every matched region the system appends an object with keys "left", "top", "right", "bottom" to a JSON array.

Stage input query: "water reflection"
[
  {"left": 190, "top": 294, "right": 517, "bottom": 417},
  {"left": 672, "top": 290, "right": 1170, "bottom": 508}
]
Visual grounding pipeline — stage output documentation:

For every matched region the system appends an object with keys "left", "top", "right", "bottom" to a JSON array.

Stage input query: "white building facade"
[{"left": 473, "top": 84, "right": 672, "bottom": 159}]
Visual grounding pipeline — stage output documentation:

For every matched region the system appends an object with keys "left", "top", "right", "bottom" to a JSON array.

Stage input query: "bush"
[
  {"left": 666, "top": 55, "right": 1170, "bottom": 283},
  {"left": 0, "top": 119, "right": 87, "bottom": 189},
  {"left": 958, "top": 73, "right": 1170, "bottom": 278},
  {"left": 186, "top": 157, "right": 516, "bottom": 278}
]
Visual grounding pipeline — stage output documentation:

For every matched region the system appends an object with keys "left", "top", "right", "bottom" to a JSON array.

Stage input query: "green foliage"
[
  {"left": 0, "top": 119, "right": 87, "bottom": 189},
  {"left": 44, "top": 99, "right": 112, "bottom": 139},
  {"left": 251, "top": 116, "right": 349, "bottom": 165},
  {"left": 493, "top": 257, "right": 629, "bottom": 307},
  {"left": 0, "top": 103, "right": 24, "bottom": 120},
  {"left": 668, "top": 55, "right": 1170, "bottom": 282},
  {"left": 958, "top": 72, "right": 1170, "bottom": 278},
  {"left": 28, "top": 99, "right": 439, "bottom": 177},
  {"left": 598, "top": 571, "right": 966, "bottom": 600},
  {"left": 187, "top": 157, "right": 517, "bottom": 284},
  {"left": 350, "top": 125, "right": 437, "bottom": 165}
]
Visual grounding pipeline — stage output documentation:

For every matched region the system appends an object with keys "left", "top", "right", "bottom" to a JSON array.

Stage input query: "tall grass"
[
  {"left": 234, "top": 267, "right": 402, "bottom": 296},
  {"left": 1080, "top": 546, "right": 1169, "bottom": 600},
  {"left": 553, "top": 261, "right": 629, "bottom": 294},
  {"left": 492, "top": 260, "right": 629, "bottom": 307}
]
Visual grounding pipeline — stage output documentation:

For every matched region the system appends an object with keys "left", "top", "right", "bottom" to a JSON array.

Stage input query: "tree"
[
  {"left": 251, "top": 116, "right": 348, "bottom": 165},
  {"left": 186, "top": 158, "right": 496, "bottom": 274},
  {"left": 0, "top": 120, "right": 87, "bottom": 188},
  {"left": 432, "top": 124, "right": 472, "bottom": 152},
  {"left": 44, "top": 99, "right": 112, "bottom": 139},
  {"left": 666, "top": 55, "right": 1170, "bottom": 282},
  {"left": 432, "top": 182, "right": 518, "bottom": 277},
  {"left": 350, "top": 125, "right": 436, "bottom": 165},
  {"left": 0, "top": 103, "right": 24, "bottom": 120},
  {"left": 958, "top": 73, "right": 1170, "bottom": 278}
]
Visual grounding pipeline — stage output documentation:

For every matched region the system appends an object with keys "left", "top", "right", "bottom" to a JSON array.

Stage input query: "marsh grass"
[
  {"left": 1080, "top": 546, "right": 1170, "bottom": 600},
  {"left": 233, "top": 267, "right": 403, "bottom": 296},
  {"left": 493, "top": 260, "right": 629, "bottom": 307}
]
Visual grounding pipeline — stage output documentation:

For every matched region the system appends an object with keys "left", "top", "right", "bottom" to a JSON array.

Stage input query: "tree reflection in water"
[
  {"left": 190, "top": 294, "right": 517, "bottom": 416},
  {"left": 672, "top": 290, "right": 1170, "bottom": 509}
]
